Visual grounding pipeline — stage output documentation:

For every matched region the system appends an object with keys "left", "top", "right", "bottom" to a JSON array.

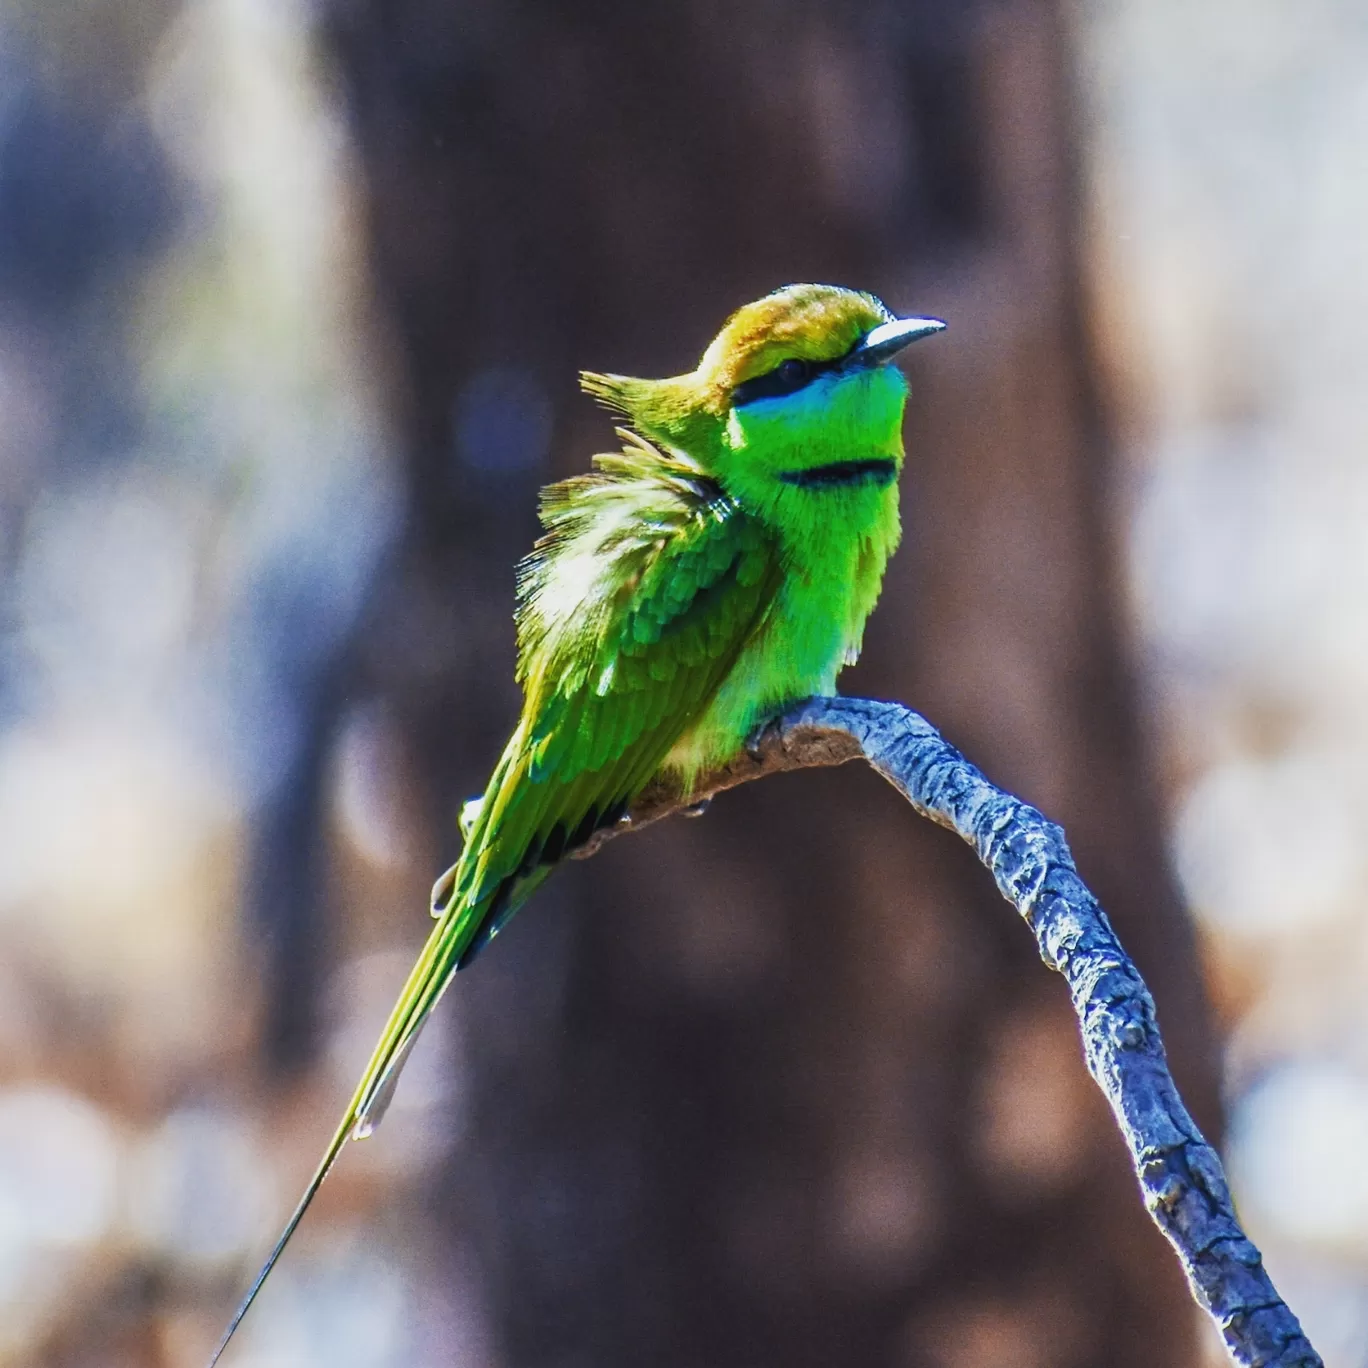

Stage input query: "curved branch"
[{"left": 573, "top": 695, "right": 1322, "bottom": 1368}]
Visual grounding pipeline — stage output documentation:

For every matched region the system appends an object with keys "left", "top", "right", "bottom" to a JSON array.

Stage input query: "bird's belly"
[
  {"left": 661, "top": 469, "right": 902, "bottom": 790},
  {"left": 662, "top": 546, "right": 876, "bottom": 788}
]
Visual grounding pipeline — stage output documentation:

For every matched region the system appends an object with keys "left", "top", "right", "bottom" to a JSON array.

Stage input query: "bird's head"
[{"left": 580, "top": 284, "right": 944, "bottom": 499}]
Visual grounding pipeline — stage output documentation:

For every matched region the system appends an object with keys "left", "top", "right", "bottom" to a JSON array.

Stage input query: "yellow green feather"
[{"left": 208, "top": 283, "right": 937, "bottom": 1368}]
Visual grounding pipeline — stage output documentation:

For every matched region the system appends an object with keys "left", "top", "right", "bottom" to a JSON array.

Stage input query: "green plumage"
[{"left": 209, "top": 283, "right": 943, "bottom": 1367}]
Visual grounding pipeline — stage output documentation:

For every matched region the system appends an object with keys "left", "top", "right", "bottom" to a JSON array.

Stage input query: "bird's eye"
[{"left": 730, "top": 355, "right": 823, "bottom": 408}]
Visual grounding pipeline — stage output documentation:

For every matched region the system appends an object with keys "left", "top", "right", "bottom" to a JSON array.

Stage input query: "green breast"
[
  {"left": 663, "top": 360, "right": 909, "bottom": 785},
  {"left": 664, "top": 476, "right": 901, "bottom": 783}
]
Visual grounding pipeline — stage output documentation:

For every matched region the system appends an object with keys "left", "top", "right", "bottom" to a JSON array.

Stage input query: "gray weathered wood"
[{"left": 575, "top": 695, "right": 1322, "bottom": 1368}]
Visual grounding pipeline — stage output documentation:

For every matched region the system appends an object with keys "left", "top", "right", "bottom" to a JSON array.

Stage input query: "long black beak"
[{"left": 848, "top": 316, "right": 946, "bottom": 367}]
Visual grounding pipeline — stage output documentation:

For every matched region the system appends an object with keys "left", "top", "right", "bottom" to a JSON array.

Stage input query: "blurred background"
[{"left": 0, "top": 0, "right": 1362, "bottom": 1365}]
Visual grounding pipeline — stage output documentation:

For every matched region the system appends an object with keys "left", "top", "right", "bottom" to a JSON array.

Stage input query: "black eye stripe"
[
  {"left": 728, "top": 319, "right": 903, "bottom": 409},
  {"left": 731, "top": 352, "right": 844, "bottom": 408}
]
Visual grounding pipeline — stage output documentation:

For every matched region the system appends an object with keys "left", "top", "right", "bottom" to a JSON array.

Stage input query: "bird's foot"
[
  {"left": 744, "top": 714, "right": 786, "bottom": 762},
  {"left": 430, "top": 861, "right": 459, "bottom": 918},
  {"left": 458, "top": 795, "right": 484, "bottom": 842}
]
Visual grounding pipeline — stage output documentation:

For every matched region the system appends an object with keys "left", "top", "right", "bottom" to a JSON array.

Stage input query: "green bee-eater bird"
[{"left": 209, "top": 283, "right": 943, "bottom": 1364}]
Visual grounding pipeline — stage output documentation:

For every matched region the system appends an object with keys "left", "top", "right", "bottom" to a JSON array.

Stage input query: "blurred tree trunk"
[{"left": 321, "top": 1, "right": 1219, "bottom": 1365}]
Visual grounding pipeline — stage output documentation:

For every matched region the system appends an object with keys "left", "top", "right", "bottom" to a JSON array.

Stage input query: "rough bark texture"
[
  {"left": 580, "top": 696, "right": 1320, "bottom": 1368},
  {"left": 314, "top": 1, "right": 1221, "bottom": 1365}
]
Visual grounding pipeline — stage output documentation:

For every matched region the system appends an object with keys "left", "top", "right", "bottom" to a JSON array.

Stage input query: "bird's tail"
[{"left": 206, "top": 866, "right": 495, "bottom": 1367}]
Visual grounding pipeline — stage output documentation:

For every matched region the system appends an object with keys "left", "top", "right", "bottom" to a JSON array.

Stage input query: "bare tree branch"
[{"left": 574, "top": 695, "right": 1322, "bottom": 1368}]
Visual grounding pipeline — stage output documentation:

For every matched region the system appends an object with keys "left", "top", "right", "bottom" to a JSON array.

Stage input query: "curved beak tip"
[
  {"left": 854, "top": 315, "right": 947, "bottom": 365},
  {"left": 907, "top": 316, "right": 948, "bottom": 337}
]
